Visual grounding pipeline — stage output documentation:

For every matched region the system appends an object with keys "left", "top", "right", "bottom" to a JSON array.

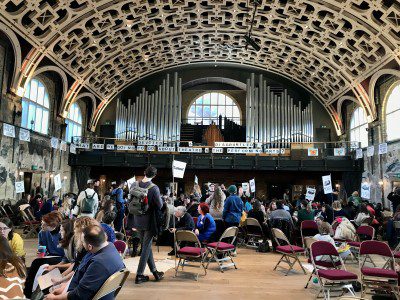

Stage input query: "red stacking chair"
[
  {"left": 206, "top": 226, "right": 238, "bottom": 272},
  {"left": 310, "top": 241, "right": 358, "bottom": 299},
  {"left": 300, "top": 220, "right": 319, "bottom": 248},
  {"left": 244, "top": 218, "right": 264, "bottom": 248},
  {"left": 272, "top": 228, "right": 307, "bottom": 276},
  {"left": 348, "top": 225, "right": 374, "bottom": 263},
  {"left": 359, "top": 240, "right": 399, "bottom": 299},
  {"left": 174, "top": 230, "right": 207, "bottom": 281}
]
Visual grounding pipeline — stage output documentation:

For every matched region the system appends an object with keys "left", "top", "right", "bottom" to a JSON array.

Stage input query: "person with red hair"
[{"left": 195, "top": 203, "right": 216, "bottom": 243}]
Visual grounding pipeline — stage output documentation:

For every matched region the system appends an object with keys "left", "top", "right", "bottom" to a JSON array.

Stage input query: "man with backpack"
[
  {"left": 76, "top": 180, "right": 99, "bottom": 218},
  {"left": 129, "top": 166, "right": 164, "bottom": 284},
  {"left": 112, "top": 180, "right": 126, "bottom": 232}
]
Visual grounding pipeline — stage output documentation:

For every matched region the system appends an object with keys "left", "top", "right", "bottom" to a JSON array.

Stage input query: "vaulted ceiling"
[{"left": 1, "top": 0, "right": 399, "bottom": 129}]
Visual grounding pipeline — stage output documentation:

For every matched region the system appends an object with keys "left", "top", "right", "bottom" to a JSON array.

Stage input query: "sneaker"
[
  {"left": 135, "top": 275, "right": 150, "bottom": 284},
  {"left": 153, "top": 271, "right": 164, "bottom": 281}
]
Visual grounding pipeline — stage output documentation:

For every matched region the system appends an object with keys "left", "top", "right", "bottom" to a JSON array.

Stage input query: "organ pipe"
[
  {"left": 246, "top": 73, "right": 314, "bottom": 147},
  {"left": 115, "top": 72, "right": 182, "bottom": 144}
]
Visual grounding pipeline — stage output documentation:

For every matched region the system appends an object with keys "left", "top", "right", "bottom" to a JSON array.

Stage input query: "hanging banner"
[
  {"left": 3, "top": 123, "right": 15, "bottom": 138},
  {"left": 116, "top": 145, "right": 135, "bottom": 151},
  {"left": 136, "top": 146, "right": 145, "bottom": 151},
  {"left": 249, "top": 178, "right": 256, "bottom": 192},
  {"left": 60, "top": 141, "right": 67, "bottom": 152},
  {"left": 306, "top": 187, "right": 316, "bottom": 201},
  {"left": 147, "top": 146, "right": 155, "bottom": 152},
  {"left": 355, "top": 148, "right": 363, "bottom": 159},
  {"left": 92, "top": 143, "right": 104, "bottom": 150},
  {"left": 227, "top": 148, "right": 262, "bottom": 154},
  {"left": 138, "top": 140, "right": 163, "bottom": 146},
  {"left": 54, "top": 174, "right": 62, "bottom": 192},
  {"left": 308, "top": 148, "right": 319, "bottom": 157},
  {"left": 178, "top": 147, "right": 202, "bottom": 153},
  {"left": 50, "top": 137, "right": 59, "bottom": 149},
  {"left": 106, "top": 144, "right": 115, "bottom": 150},
  {"left": 158, "top": 146, "right": 176, "bottom": 152},
  {"left": 69, "top": 144, "right": 76, "bottom": 154},
  {"left": 242, "top": 182, "right": 249, "bottom": 192},
  {"left": 322, "top": 175, "right": 333, "bottom": 194},
  {"left": 172, "top": 160, "right": 187, "bottom": 178},
  {"left": 19, "top": 128, "right": 30, "bottom": 142},
  {"left": 76, "top": 143, "right": 89, "bottom": 149},
  {"left": 212, "top": 148, "right": 223, "bottom": 154},
  {"left": 367, "top": 146, "right": 374, "bottom": 157},
  {"left": 378, "top": 143, "right": 388, "bottom": 155},
  {"left": 264, "top": 148, "right": 285, "bottom": 155},
  {"left": 334, "top": 148, "right": 346, "bottom": 156},
  {"left": 194, "top": 175, "right": 198, "bottom": 184},
  {"left": 204, "top": 148, "right": 209, "bottom": 153},
  {"left": 15, "top": 181, "right": 24, "bottom": 194},
  {"left": 215, "top": 142, "right": 254, "bottom": 148},
  {"left": 360, "top": 182, "right": 371, "bottom": 199}
]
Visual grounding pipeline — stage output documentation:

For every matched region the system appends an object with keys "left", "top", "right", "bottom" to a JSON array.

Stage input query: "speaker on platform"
[{"left": 100, "top": 125, "right": 115, "bottom": 144}]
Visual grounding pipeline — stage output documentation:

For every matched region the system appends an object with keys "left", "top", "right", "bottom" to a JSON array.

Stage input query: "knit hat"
[{"left": 227, "top": 185, "right": 237, "bottom": 195}]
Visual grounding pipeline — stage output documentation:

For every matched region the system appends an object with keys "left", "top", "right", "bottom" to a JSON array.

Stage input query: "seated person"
[
  {"left": 195, "top": 203, "right": 216, "bottom": 243},
  {"left": 167, "top": 206, "right": 195, "bottom": 255},
  {"left": 294, "top": 200, "right": 315, "bottom": 224},
  {"left": 268, "top": 200, "right": 293, "bottom": 225},
  {"left": 186, "top": 195, "right": 199, "bottom": 217},
  {"left": 0, "top": 236, "right": 26, "bottom": 299},
  {"left": 332, "top": 201, "right": 347, "bottom": 219},
  {"left": 44, "top": 225, "right": 125, "bottom": 300},
  {"left": 24, "top": 211, "right": 64, "bottom": 298},
  {"left": 0, "top": 217, "right": 25, "bottom": 258},
  {"left": 101, "top": 212, "right": 116, "bottom": 243},
  {"left": 247, "top": 200, "right": 265, "bottom": 226},
  {"left": 333, "top": 217, "right": 356, "bottom": 241},
  {"left": 353, "top": 204, "right": 372, "bottom": 227},
  {"left": 36, "top": 196, "right": 54, "bottom": 219}
]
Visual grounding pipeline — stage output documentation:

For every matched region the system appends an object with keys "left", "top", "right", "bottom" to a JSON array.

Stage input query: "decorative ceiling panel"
[{"left": 0, "top": 0, "right": 399, "bottom": 104}]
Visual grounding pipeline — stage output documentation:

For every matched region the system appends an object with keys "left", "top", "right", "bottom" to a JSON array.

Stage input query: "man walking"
[{"left": 131, "top": 166, "right": 164, "bottom": 284}]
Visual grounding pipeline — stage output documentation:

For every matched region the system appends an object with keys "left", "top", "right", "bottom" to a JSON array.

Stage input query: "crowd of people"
[{"left": 1, "top": 172, "right": 400, "bottom": 299}]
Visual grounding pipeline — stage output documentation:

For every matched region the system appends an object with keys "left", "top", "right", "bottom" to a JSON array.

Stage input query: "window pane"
[
  {"left": 37, "top": 84, "right": 45, "bottom": 105},
  {"left": 196, "top": 97, "right": 203, "bottom": 105},
  {"left": 196, "top": 106, "right": 202, "bottom": 117},
  {"left": 188, "top": 106, "right": 195, "bottom": 117},
  {"left": 24, "top": 82, "right": 30, "bottom": 98},
  {"left": 387, "top": 111, "right": 400, "bottom": 141},
  {"left": 30, "top": 79, "right": 38, "bottom": 102},
  {"left": 218, "top": 94, "right": 225, "bottom": 105},
  {"left": 28, "top": 103, "right": 36, "bottom": 129},
  {"left": 233, "top": 106, "right": 240, "bottom": 118},
  {"left": 226, "top": 106, "right": 233, "bottom": 118},
  {"left": 42, "top": 110, "right": 49, "bottom": 135},
  {"left": 225, "top": 97, "right": 233, "bottom": 105},
  {"left": 203, "top": 94, "right": 210, "bottom": 105},
  {"left": 211, "top": 93, "right": 218, "bottom": 105},
  {"left": 211, "top": 106, "right": 218, "bottom": 117},
  {"left": 21, "top": 100, "right": 28, "bottom": 128},
  {"left": 44, "top": 93, "right": 49, "bottom": 108},
  {"left": 35, "top": 107, "right": 43, "bottom": 133}
]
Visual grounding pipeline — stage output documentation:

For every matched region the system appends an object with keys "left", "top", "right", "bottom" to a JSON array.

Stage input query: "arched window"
[
  {"left": 187, "top": 92, "right": 241, "bottom": 126},
  {"left": 65, "top": 103, "right": 83, "bottom": 142},
  {"left": 21, "top": 78, "right": 50, "bottom": 135},
  {"left": 350, "top": 106, "right": 368, "bottom": 148},
  {"left": 385, "top": 83, "right": 400, "bottom": 141}
]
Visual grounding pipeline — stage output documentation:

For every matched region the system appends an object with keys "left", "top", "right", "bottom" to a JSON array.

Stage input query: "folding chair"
[
  {"left": 300, "top": 220, "right": 319, "bottom": 248},
  {"left": 114, "top": 240, "right": 128, "bottom": 259},
  {"left": 359, "top": 240, "right": 399, "bottom": 300},
  {"left": 393, "top": 221, "right": 400, "bottom": 262},
  {"left": 347, "top": 225, "right": 374, "bottom": 264},
  {"left": 304, "top": 237, "right": 318, "bottom": 288},
  {"left": 310, "top": 241, "right": 358, "bottom": 299},
  {"left": 174, "top": 230, "right": 207, "bottom": 281},
  {"left": 272, "top": 228, "right": 307, "bottom": 276},
  {"left": 92, "top": 269, "right": 130, "bottom": 300},
  {"left": 20, "top": 207, "right": 40, "bottom": 238},
  {"left": 206, "top": 226, "right": 238, "bottom": 272},
  {"left": 244, "top": 218, "right": 264, "bottom": 248}
]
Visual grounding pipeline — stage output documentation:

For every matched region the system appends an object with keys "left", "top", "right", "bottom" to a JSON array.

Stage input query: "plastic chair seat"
[
  {"left": 177, "top": 246, "right": 205, "bottom": 256},
  {"left": 206, "top": 242, "right": 235, "bottom": 251},
  {"left": 317, "top": 269, "right": 358, "bottom": 281},
  {"left": 276, "top": 245, "right": 305, "bottom": 254},
  {"left": 361, "top": 267, "right": 398, "bottom": 279}
]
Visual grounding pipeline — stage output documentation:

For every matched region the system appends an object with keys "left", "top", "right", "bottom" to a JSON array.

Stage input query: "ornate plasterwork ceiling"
[{"left": 0, "top": 0, "right": 399, "bottom": 107}]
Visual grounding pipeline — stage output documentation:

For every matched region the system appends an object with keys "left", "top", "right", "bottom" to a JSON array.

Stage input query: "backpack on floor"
[
  {"left": 257, "top": 241, "right": 270, "bottom": 253},
  {"left": 80, "top": 191, "right": 96, "bottom": 214},
  {"left": 128, "top": 182, "right": 155, "bottom": 216}
]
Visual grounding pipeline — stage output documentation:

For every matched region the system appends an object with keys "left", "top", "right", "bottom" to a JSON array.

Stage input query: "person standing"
[
  {"left": 388, "top": 187, "right": 400, "bottom": 213},
  {"left": 131, "top": 166, "right": 164, "bottom": 284},
  {"left": 76, "top": 180, "right": 99, "bottom": 218},
  {"left": 223, "top": 185, "right": 243, "bottom": 227},
  {"left": 112, "top": 180, "right": 126, "bottom": 232}
]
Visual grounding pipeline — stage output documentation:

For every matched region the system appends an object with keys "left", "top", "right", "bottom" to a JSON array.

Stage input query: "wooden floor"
[{"left": 24, "top": 240, "right": 363, "bottom": 300}]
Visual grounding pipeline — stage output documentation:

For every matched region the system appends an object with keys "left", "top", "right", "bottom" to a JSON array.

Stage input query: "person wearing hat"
[{"left": 222, "top": 185, "right": 243, "bottom": 228}]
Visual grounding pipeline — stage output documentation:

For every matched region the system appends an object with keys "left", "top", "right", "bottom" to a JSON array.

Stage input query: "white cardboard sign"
[
  {"left": 355, "top": 148, "right": 363, "bottom": 159},
  {"left": 360, "top": 182, "right": 371, "bottom": 199},
  {"left": 172, "top": 160, "right": 187, "bottom": 179},
  {"left": 306, "top": 187, "right": 316, "bottom": 201},
  {"left": 249, "top": 179, "right": 256, "bottom": 193},
  {"left": 15, "top": 181, "right": 25, "bottom": 194},
  {"left": 19, "top": 128, "right": 30, "bottom": 142},
  {"left": 322, "top": 175, "right": 333, "bottom": 194},
  {"left": 54, "top": 174, "right": 62, "bottom": 192},
  {"left": 3, "top": 123, "right": 15, "bottom": 138},
  {"left": 367, "top": 146, "right": 374, "bottom": 157},
  {"left": 378, "top": 143, "right": 388, "bottom": 155}
]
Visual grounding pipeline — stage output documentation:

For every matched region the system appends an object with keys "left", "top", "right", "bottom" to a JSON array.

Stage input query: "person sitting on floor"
[
  {"left": 0, "top": 217, "right": 25, "bottom": 259},
  {"left": 196, "top": 203, "right": 216, "bottom": 244},
  {"left": 0, "top": 236, "right": 26, "bottom": 299},
  {"left": 44, "top": 224, "right": 125, "bottom": 300}
]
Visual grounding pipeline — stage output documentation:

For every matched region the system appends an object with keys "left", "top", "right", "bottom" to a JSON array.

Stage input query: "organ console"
[{"left": 246, "top": 73, "right": 314, "bottom": 148}]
